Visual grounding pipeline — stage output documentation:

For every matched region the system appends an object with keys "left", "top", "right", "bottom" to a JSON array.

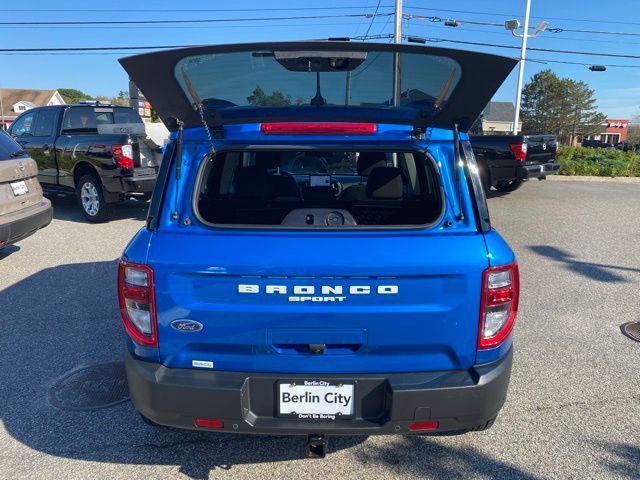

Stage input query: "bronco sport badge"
[{"left": 237, "top": 284, "right": 399, "bottom": 303}]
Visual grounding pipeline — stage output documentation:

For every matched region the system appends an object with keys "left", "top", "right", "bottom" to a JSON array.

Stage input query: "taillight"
[
  {"left": 509, "top": 143, "right": 527, "bottom": 162},
  {"left": 118, "top": 260, "right": 157, "bottom": 347},
  {"left": 112, "top": 144, "right": 134, "bottom": 170},
  {"left": 260, "top": 122, "right": 377, "bottom": 135},
  {"left": 408, "top": 420, "right": 439, "bottom": 432},
  {"left": 195, "top": 418, "right": 224, "bottom": 429},
  {"left": 478, "top": 262, "right": 519, "bottom": 349}
]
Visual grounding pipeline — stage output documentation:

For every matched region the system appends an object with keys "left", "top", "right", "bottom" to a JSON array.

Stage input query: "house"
[
  {"left": 479, "top": 101, "right": 522, "bottom": 134},
  {"left": 0, "top": 89, "right": 66, "bottom": 129}
]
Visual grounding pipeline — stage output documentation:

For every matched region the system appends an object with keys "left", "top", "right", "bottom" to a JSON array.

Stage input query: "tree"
[
  {"left": 520, "top": 70, "right": 606, "bottom": 144},
  {"left": 627, "top": 113, "right": 640, "bottom": 148},
  {"left": 246, "top": 86, "right": 304, "bottom": 107},
  {"left": 57, "top": 88, "right": 92, "bottom": 104}
]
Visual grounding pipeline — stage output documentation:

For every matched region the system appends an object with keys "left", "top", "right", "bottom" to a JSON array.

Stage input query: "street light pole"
[
  {"left": 512, "top": 0, "right": 532, "bottom": 135},
  {"left": 507, "top": 1, "right": 548, "bottom": 135}
]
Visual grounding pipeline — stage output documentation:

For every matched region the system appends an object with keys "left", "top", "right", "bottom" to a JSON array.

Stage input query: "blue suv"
[{"left": 118, "top": 42, "right": 519, "bottom": 453}]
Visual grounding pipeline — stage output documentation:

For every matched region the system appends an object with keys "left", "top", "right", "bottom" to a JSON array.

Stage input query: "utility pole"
[
  {"left": 0, "top": 87, "right": 4, "bottom": 131},
  {"left": 506, "top": 0, "right": 548, "bottom": 135},
  {"left": 392, "top": 0, "right": 403, "bottom": 105},
  {"left": 394, "top": 0, "right": 403, "bottom": 44}
]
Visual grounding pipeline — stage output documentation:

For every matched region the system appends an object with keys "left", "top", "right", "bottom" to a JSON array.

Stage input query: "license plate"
[
  {"left": 135, "top": 167, "right": 155, "bottom": 177},
  {"left": 10, "top": 180, "right": 28, "bottom": 196},
  {"left": 278, "top": 381, "right": 355, "bottom": 420}
]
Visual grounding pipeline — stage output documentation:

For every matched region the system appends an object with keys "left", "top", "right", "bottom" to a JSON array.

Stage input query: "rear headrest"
[
  {"left": 357, "top": 152, "right": 387, "bottom": 176},
  {"left": 366, "top": 167, "right": 403, "bottom": 200},
  {"left": 232, "top": 167, "right": 274, "bottom": 198},
  {"left": 254, "top": 151, "right": 281, "bottom": 170}
]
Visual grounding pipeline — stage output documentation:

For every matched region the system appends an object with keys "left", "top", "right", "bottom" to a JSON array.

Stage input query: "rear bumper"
[
  {"left": 120, "top": 174, "right": 156, "bottom": 193},
  {"left": 519, "top": 161, "right": 560, "bottom": 179},
  {"left": 125, "top": 348, "right": 513, "bottom": 435},
  {"left": 0, "top": 199, "right": 52, "bottom": 247}
]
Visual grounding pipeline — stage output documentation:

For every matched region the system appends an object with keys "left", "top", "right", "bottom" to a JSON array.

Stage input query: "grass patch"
[{"left": 557, "top": 146, "right": 640, "bottom": 177}]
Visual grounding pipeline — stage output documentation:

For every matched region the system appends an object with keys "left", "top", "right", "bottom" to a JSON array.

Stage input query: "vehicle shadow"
[
  {"left": 352, "top": 435, "right": 542, "bottom": 479},
  {"left": 47, "top": 194, "right": 149, "bottom": 223},
  {"left": 0, "top": 244, "right": 20, "bottom": 260},
  {"left": 594, "top": 441, "right": 640, "bottom": 479},
  {"left": 527, "top": 245, "right": 640, "bottom": 283}
]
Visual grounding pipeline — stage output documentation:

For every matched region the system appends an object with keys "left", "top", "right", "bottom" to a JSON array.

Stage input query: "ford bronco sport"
[{"left": 117, "top": 42, "right": 519, "bottom": 456}]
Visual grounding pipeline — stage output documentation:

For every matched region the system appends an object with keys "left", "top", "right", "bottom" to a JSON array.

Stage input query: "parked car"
[
  {"left": 117, "top": 42, "right": 519, "bottom": 457},
  {"left": 470, "top": 134, "right": 559, "bottom": 192},
  {"left": 0, "top": 130, "right": 52, "bottom": 249},
  {"left": 8, "top": 103, "right": 161, "bottom": 222}
]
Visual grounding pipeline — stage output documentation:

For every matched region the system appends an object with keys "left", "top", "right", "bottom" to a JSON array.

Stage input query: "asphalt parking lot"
[{"left": 1, "top": 180, "right": 639, "bottom": 480}]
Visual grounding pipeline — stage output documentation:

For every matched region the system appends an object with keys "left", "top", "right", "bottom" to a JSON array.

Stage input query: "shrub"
[{"left": 556, "top": 146, "right": 640, "bottom": 177}]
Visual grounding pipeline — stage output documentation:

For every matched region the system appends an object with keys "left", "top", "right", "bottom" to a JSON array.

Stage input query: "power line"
[
  {"left": 409, "top": 22, "right": 640, "bottom": 47},
  {"left": 0, "top": 5, "right": 395, "bottom": 13},
  {"left": 404, "top": 8, "right": 640, "bottom": 38},
  {"left": 364, "top": 0, "right": 384, "bottom": 38},
  {"left": 3, "top": 38, "right": 640, "bottom": 62},
  {"left": 404, "top": 6, "right": 640, "bottom": 27},
  {"left": 0, "top": 12, "right": 391, "bottom": 26}
]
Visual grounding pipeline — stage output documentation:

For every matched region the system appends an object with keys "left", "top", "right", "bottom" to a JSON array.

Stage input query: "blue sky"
[{"left": 1, "top": 0, "right": 639, "bottom": 119}]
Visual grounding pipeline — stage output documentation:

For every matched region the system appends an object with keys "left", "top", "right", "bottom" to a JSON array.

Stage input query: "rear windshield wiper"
[{"left": 9, "top": 150, "right": 26, "bottom": 158}]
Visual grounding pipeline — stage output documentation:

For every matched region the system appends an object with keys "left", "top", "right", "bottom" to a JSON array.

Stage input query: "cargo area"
[{"left": 195, "top": 150, "right": 443, "bottom": 227}]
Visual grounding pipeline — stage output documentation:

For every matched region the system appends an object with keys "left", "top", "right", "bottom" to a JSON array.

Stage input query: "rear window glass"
[
  {"left": 195, "top": 150, "right": 442, "bottom": 228},
  {"left": 176, "top": 50, "right": 461, "bottom": 112},
  {"left": 62, "top": 106, "right": 142, "bottom": 132},
  {"left": 0, "top": 130, "right": 25, "bottom": 160}
]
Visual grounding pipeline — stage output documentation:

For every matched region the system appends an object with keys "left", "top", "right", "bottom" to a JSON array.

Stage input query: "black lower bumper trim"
[
  {"left": 520, "top": 162, "right": 560, "bottom": 179},
  {"left": 120, "top": 175, "right": 156, "bottom": 193},
  {"left": 125, "top": 349, "right": 513, "bottom": 435},
  {"left": 0, "top": 202, "right": 52, "bottom": 246}
]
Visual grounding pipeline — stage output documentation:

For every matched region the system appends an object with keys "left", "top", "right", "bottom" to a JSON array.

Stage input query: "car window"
[
  {"left": 0, "top": 130, "right": 26, "bottom": 160},
  {"left": 11, "top": 111, "right": 36, "bottom": 137},
  {"left": 114, "top": 107, "right": 143, "bottom": 124},
  {"left": 33, "top": 109, "right": 57, "bottom": 137},
  {"left": 62, "top": 107, "right": 98, "bottom": 132}
]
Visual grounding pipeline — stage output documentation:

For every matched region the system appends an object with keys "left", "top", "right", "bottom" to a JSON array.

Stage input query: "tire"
[
  {"left": 76, "top": 174, "right": 112, "bottom": 223},
  {"left": 494, "top": 179, "right": 524, "bottom": 193}
]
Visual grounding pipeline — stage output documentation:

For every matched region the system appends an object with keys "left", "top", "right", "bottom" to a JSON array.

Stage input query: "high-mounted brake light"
[
  {"left": 509, "top": 143, "right": 527, "bottom": 163},
  {"left": 478, "top": 262, "right": 519, "bottom": 349},
  {"left": 118, "top": 260, "right": 157, "bottom": 347},
  {"left": 112, "top": 144, "right": 134, "bottom": 170},
  {"left": 260, "top": 122, "right": 377, "bottom": 135}
]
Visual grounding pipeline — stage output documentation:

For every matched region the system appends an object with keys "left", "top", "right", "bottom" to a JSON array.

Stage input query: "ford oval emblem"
[{"left": 171, "top": 320, "right": 203, "bottom": 333}]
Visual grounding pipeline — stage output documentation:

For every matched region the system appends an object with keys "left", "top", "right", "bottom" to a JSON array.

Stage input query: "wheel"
[
  {"left": 76, "top": 174, "right": 112, "bottom": 223},
  {"left": 494, "top": 179, "right": 524, "bottom": 193}
]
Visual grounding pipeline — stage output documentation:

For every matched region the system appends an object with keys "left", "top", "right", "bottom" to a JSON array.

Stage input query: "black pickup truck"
[
  {"left": 470, "top": 134, "right": 560, "bottom": 192},
  {"left": 8, "top": 103, "right": 161, "bottom": 222}
]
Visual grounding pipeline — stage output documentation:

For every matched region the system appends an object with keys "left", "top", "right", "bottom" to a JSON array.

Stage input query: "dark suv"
[{"left": 9, "top": 103, "right": 161, "bottom": 222}]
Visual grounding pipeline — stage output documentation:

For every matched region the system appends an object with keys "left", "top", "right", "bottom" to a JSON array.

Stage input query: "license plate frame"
[
  {"left": 10, "top": 180, "right": 29, "bottom": 196},
  {"left": 277, "top": 380, "right": 355, "bottom": 420}
]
